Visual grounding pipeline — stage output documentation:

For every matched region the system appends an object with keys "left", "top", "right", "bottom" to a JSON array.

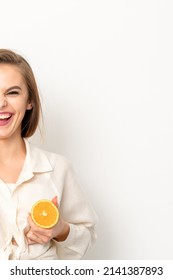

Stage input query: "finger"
[
  {"left": 27, "top": 213, "right": 47, "bottom": 233},
  {"left": 26, "top": 237, "right": 37, "bottom": 245},
  {"left": 26, "top": 230, "right": 51, "bottom": 244},
  {"left": 52, "top": 196, "right": 58, "bottom": 207},
  {"left": 26, "top": 231, "right": 44, "bottom": 244},
  {"left": 24, "top": 224, "right": 30, "bottom": 234},
  {"left": 27, "top": 213, "right": 39, "bottom": 229}
]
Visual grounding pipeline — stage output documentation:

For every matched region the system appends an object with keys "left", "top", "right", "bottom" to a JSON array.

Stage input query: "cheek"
[{"left": 15, "top": 101, "right": 30, "bottom": 116}]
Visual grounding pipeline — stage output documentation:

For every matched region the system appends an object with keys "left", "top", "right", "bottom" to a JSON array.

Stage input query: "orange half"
[{"left": 31, "top": 199, "right": 59, "bottom": 228}]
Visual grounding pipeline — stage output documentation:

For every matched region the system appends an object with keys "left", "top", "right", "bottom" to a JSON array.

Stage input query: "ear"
[{"left": 26, "top": 102, "right": 33, "bottom": 110}]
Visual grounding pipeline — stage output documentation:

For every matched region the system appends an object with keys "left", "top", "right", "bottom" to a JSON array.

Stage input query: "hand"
[{"left": 26, "top": 196, "right": 70, "bottom": 245}]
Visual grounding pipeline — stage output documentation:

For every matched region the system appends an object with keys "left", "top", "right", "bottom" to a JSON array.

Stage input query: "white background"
[{"left": 1, "top": 0, "right": 173, "bottom": 259}]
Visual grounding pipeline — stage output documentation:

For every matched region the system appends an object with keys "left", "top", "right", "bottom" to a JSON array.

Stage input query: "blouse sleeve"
[{"left": 53, "top": 162, "right": 98, "bottom": 259}]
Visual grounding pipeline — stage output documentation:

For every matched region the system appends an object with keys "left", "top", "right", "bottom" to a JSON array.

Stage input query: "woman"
[{"left": 0, "top": 49, "right": 97, "bottom": 260}]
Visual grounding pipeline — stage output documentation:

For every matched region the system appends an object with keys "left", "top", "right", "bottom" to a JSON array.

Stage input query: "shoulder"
[
  {"left": 26, "top": 139, "right": 72, "bottom": 173},
  {"left": 43, "top": 148, "right": 71, "bottom": 171}
]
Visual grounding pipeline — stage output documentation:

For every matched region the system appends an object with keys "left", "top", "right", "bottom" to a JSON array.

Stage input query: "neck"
[{"left": 0, "top": 135, "right": 26, "bottom": 163}]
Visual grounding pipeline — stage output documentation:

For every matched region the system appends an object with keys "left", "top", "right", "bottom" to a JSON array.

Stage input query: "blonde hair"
[{"left": 0, "top": 49, "right": 41, "bottom": 137}]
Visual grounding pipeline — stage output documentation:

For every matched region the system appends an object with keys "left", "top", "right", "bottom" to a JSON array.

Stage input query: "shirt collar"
[
  {"left": 15, "top": 138, "right": 53, "bottom": 187},
  {"left": 23, "top": 138, "right": 53, "bottom": 173}
]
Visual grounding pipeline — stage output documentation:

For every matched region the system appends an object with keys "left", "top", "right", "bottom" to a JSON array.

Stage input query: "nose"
[{"left": 0, "top": 95, "right": 7, "bottom": 109}]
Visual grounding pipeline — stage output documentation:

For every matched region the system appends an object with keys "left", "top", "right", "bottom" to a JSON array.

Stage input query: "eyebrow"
[{"left": 6, "top": 86, "right": 22, "bottom": 92}]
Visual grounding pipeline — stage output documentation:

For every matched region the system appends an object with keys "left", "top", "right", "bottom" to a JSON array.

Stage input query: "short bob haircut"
[{"left": 0, "top": 49, "right": 41, "bottom": 138}]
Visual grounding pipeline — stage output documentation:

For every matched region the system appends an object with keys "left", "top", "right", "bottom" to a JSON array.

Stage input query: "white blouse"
[{"left": 0, "top": 139, "right": 98, "bottom": 260}]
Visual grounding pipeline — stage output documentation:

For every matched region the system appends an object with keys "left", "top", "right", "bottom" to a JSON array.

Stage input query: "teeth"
[{"left": 0, "top": 114, "right": 11, "bottom": 119}]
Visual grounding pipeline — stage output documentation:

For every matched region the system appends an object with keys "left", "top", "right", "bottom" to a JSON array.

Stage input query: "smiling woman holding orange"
[{"left": 0, "top": 49, "right": 97, "bottom": 260}]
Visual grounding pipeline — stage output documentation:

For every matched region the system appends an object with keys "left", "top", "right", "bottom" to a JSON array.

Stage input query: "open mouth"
[
  {"left": 0, "top": 113, "right": 13, "bottom": 125},
  {"left": 0, "top": 113, "right": 12, "bottom": 120}
]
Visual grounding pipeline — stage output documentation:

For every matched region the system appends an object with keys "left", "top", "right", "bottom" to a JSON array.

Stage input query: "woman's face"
[{"left": 0, "top": 64, "right": 32, "bottom": 140}]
